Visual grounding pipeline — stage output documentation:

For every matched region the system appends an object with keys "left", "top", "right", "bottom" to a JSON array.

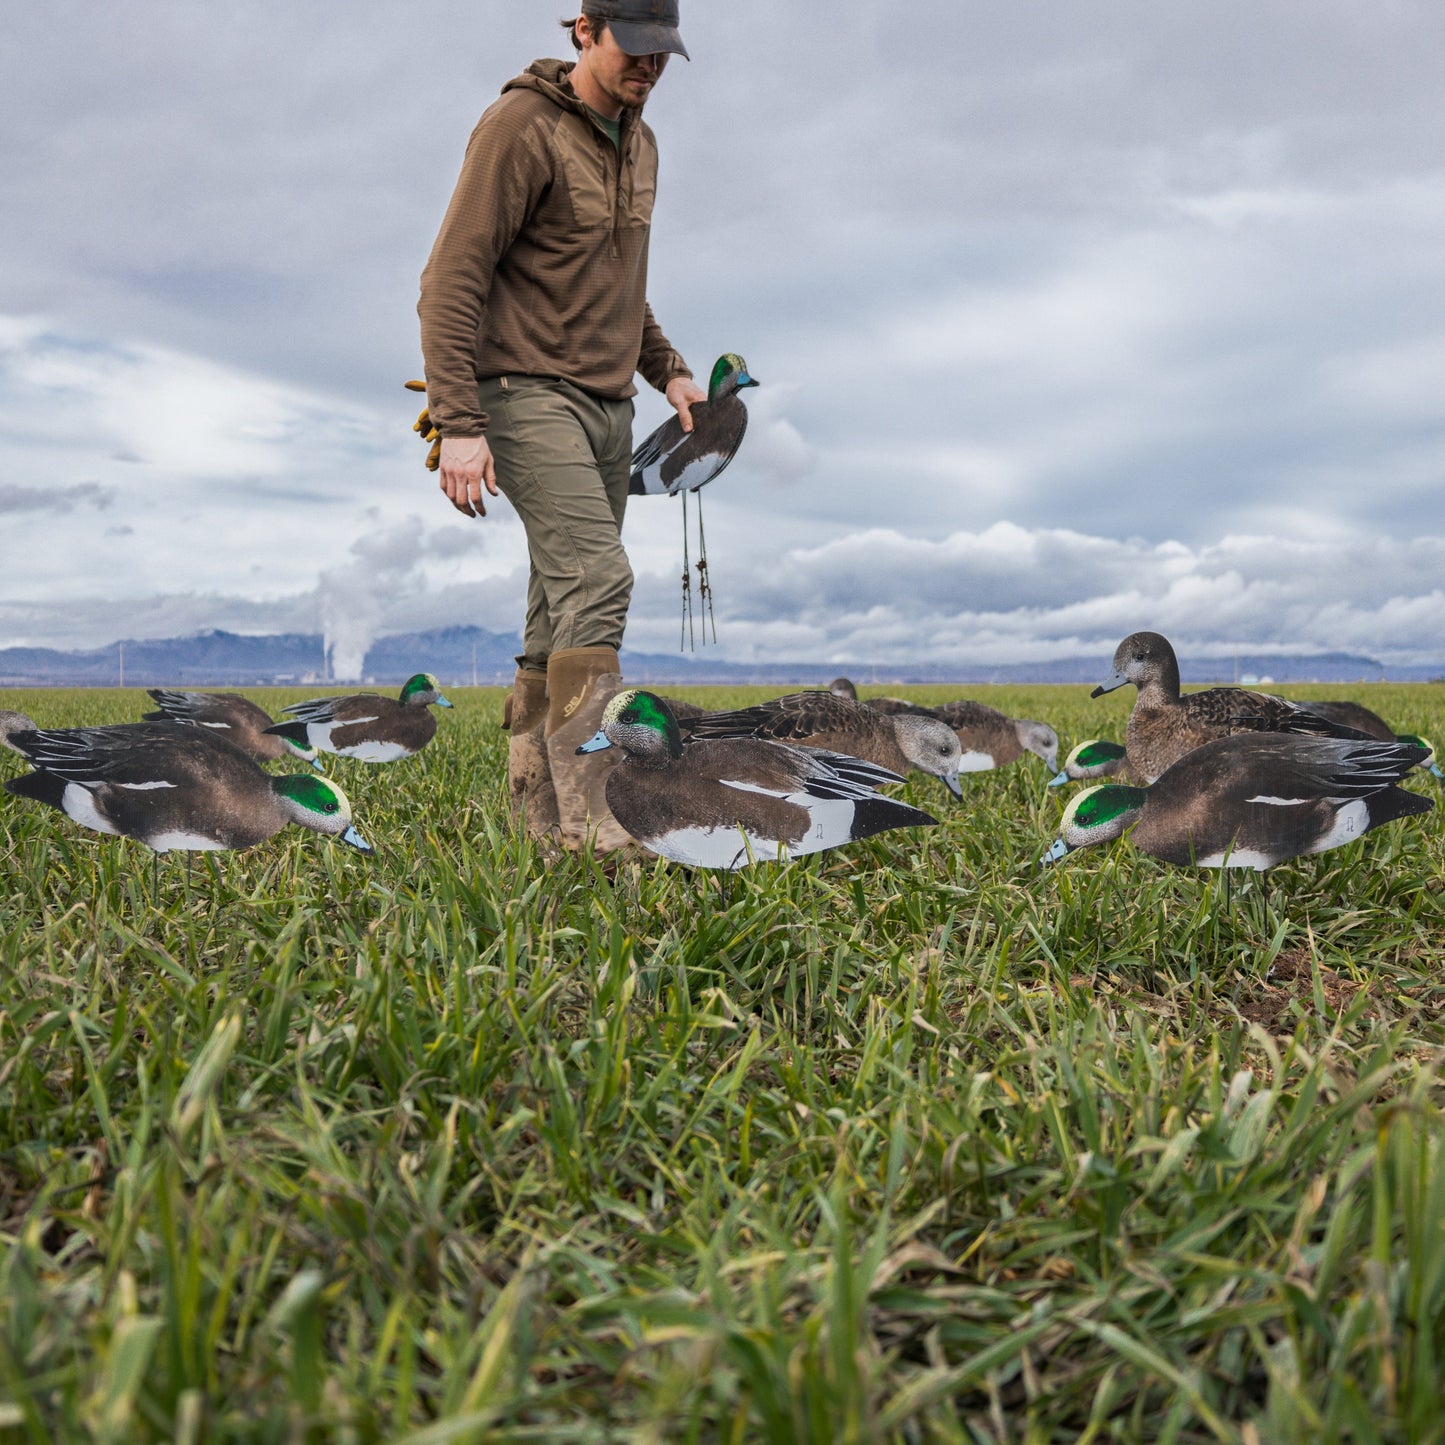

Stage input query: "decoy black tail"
[
  {"left": 847, "top": 796, "right": 938, "bottom": 842},
  {"left": 4, "top": 770, "right": 70, "bottom": 813},
  {"left": 1365, "top": 786, "right": 1434, "bottom": 830},
  {"left": 265, "top": 721, "right": 312, "bottom": 747}
]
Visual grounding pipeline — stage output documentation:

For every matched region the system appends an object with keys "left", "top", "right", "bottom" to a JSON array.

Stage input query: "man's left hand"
[{"left": 665, "top": 375, "right": 707, "bottom": 434}]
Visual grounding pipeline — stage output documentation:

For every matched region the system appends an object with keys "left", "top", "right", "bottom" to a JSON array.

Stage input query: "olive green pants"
[{"left": 480, "top": 375, "right": 634, "bottom": 672}]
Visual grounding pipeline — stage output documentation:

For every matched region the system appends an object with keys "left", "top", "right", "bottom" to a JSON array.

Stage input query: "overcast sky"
[{"left": 3, "top": 1, "right": 1444, "bottom": 674}]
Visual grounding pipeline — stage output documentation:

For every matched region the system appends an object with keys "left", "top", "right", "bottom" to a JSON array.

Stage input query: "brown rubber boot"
[
  {"left": 505, "top": 668, "right": 559, "bottom": 842},
  {"left": 544, "top": 645, "right": 634, "bottom": 855}
]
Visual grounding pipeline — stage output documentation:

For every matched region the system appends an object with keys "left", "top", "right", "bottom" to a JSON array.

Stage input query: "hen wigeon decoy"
[
  {"left": 266, "top": 672, "right": 452, "bottom": 762},
  {"left": 1043, "top": 733, "right": 1430, "bottom": 870},
  {"left": 1047, "top": 738, "right": 1128, "bottom": 787},
  {"left": 3, "top": 722, "right": 371, "bottom": 853},
  {"left": 1092, "top": 632, "right": 1368, "bottom": 784},
  {"left": 576, "top": 689, "right": 938, "bottom": 869},
  {"left": 676, "top": 691, "right": 964, "bottom": 798},
  {"left": 143, "top": 689, "right": 320, "bottom": 768},
  {"left": 629, "top": 354, "right": 759, "bottom": 497},
  {"left": 867, "top": 696, "right": 1059, "bottom": 773},
  {"left": 1, "top": 709, "right": 38, "bottom": 754}
]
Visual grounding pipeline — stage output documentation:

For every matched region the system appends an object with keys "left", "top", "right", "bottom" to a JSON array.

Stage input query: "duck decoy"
[
  {"left": 1048, "top": 738, "right": 1128, "bottom": 787},
  {"left": 1043, "top": 733, "right": 1430, "bottom": 869},
  {"left": 576, "top": 689, "right": 938, "bottom": 869},
  {"left": 266, "top": 672, "right": 452, "bottom": 762},
  {"left": 1092, "top": 631, "right": 1369, "bottom": 784},
  {"left": 676, "top": 691, "right": 964, "bottom": 798},
  {"left": 1, "top": 710, "right": 38, "bottom": 754},
  {"left": 3, "top": 722, "right": 371, "bottom": 853},
  {"left": 867, "top": 696, "right": 1058, "bottom": 773},
  {"left": 143, "top": 689, "right": 320, "bottom": 767},
  {"left": 629, "top": 353, "right": 759, "bottom": 649},
  {"left": 630, "top": 353, "right": 759, "bottom": 498}
]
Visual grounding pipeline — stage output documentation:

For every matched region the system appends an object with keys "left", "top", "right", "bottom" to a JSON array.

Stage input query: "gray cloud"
[
  {"left": 0, "top": 482, "right": 115, "bottom": 514},
  {"left": 3, "top": 2, "right": 1445, "bottom": 658}
]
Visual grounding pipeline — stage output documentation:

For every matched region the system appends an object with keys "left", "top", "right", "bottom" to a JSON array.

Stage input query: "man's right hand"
[{"left": 439, "top": 436, "right": 500, "bottom": 518}]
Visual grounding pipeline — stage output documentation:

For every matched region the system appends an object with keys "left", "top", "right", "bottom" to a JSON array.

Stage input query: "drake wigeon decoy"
[
  {"left": 629, "top": 354, "right": 759, "bottom": 497},
  {"left": 1092, "top": 632, "right": 1368, "bottom": 784},
  {"left": 577, "top": 689, "right": 938, "bottom": 869},
  {"left": 3, "top": 722, "right": 371, "bottom": 853},
  {"left": 867, "top": 696, "right": 1059, "bottom": 773},
  {"left": 1043, "top": 734, "right": 1430, "bottom": 870},
  {"left": 1287, "top": 699, "right": 1443, "bottom": 777},
  {"left": 676, "top": 691, "right": 965, "bottom": 798},
  {"left": 143, "top": 689, "right": 320, "bottom": 768},
  {"left": 1, "top": 710, "right": 38, "bottom": 754},
  {"left": 266, "top": 672, "right": 453, "bottom": 762},
  {"left": 1047, "top": 738, "right": 1128, "bottom": 787}
]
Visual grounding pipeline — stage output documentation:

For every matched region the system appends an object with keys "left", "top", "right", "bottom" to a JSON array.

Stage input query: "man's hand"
[
  {"left": 439, "top": 436, "right": 499, "bottom": 518},
  {"left": 665, "top": 375, "right": 707, "bottom": 434}
]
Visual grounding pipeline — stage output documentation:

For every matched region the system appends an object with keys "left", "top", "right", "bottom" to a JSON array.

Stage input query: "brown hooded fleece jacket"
[{"left": 418, "top": 59, "right": 691, "bottom": 439}]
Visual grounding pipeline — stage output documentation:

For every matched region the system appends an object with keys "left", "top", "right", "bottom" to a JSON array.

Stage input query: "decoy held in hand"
[
  {"left": 868, "top": 696, "right": 1059, "bottom": 773},
  {"left": 1093, "top": 631, "right": 1369, "bottom": 784},
  {"left": 266, "top": 673, "right": 453, "bottom": 762},
  {"left": 143, "top": 689, "right": 321, "bottom": 767},
  {"left": 1043, "top": 734, "right": 1430, "bottom": 870},
  {"left": 629, "top": 353, "right": 759, "bottom": 497},
  {"left": 677, "top": 691, "right": 965, "bottom": 798},
  {"left": 577, "top": 689, "right": 939, "bottom": 870},
  {"left": 3, "top": 722, "right": 371, "bottom": 853},
  {"left": 1, "top": 710, "right": 38, "bottom": 754},
  {"left": 1048, "top": 738, "right": 1128, "bottom": 787}
]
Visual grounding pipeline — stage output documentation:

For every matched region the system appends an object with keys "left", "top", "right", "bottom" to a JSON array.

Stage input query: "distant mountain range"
[{"left": 0, "top": 627, "right": 1439, "bottom": 688}]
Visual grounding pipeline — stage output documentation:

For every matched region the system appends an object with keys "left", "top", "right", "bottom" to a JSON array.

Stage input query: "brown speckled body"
[
  {"left": 679, "top": 691, "right": 942, "bottom": 779},
  {"left": 1098, "top": 632, "right": 1365, "bottom": 785}
]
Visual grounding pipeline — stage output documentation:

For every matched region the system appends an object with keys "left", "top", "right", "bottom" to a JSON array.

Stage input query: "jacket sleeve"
[
  {"left": 418, "top": 101, "right": 552, "bottom": 436},
  {"left": 636, "top": 303, "right": 692, "bottom": 394}
]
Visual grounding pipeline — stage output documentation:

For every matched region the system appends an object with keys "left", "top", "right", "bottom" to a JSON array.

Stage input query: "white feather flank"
[
  {"left": 1307, "top": 798, "right": 1370, "bottom": 852},
  {"left": 1245, "top": 794, "right": 1313, "bottom": 806},
  {"left": 145, "top": 831, "right": 227, "bottom": 853},
  {"left": 649, "top": 824, "right": 782, "bottom": 870},
  {"left": 334, "top": 739, "right": 413, "bottom": 763},
  {"left": 1194, "top": 846, "right": 1275, "bottom": 870},
  {"left": 662, "top": 455, "right": 721, "bottom": 495},
  {"left": 60, "top": 785, "right": 121, "bottom": 835},
  {"left": 115, "top": 780, "right": 179, "bottom": 791},
  {"left": 958, "top": 750, "right": 996, "bottom": 773},
  {"left": 648, "top": 796, "right": 862, "bottom": 870}
]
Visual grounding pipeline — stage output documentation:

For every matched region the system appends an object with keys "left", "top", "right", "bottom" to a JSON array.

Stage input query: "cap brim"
[{"left": 608, "top": 20, "right": 689, "bottom": 59}]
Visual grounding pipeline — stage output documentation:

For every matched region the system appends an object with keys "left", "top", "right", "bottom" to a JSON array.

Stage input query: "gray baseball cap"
[{"left": 583, "top": 0, "right": 689, "bottom": 60}]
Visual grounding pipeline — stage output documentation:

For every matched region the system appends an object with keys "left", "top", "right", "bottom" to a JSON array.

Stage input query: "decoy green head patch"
[
  {"left": 708, "top": 353, "right": 758, "bottom": 400},
  {"left": 602, "top": 688, "right": 685, "bottom": 759}
]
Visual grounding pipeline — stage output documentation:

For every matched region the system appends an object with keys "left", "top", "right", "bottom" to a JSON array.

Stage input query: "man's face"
[{"left": 579, "top": 18, "right": 669, "bottom": 110}]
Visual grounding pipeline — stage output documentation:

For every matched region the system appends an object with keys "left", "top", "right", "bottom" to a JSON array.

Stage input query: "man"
[{"left": 418, "top": 1, "right": 703, "bottom": 853}]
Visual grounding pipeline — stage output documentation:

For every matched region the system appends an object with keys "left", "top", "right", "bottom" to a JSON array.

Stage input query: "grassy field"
[{"left": 1, "top": 681, "right": 1443, "bottom": 1443}]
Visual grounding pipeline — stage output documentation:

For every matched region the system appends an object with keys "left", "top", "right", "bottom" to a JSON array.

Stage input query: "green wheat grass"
[{"left": 1, "top": 683, "right": 1444, "bottom": 1442}]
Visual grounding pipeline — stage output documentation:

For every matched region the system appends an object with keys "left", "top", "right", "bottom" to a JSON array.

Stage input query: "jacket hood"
[{"left": 503, "top": 59, "right": 586, "bottom": 113}]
